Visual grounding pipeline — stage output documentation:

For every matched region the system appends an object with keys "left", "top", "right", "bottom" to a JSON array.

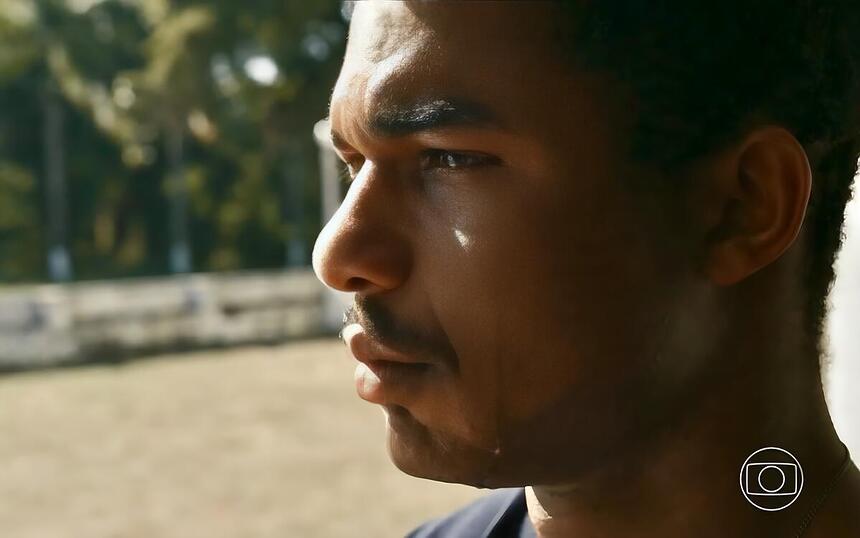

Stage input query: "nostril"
[{"left": 344, "top": 276, "right": 369, "bottom": 292}]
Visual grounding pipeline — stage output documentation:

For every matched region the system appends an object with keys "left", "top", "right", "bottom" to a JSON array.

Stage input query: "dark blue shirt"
[{"left": 405, "top": 488, "right": 537, "bottom": 538}]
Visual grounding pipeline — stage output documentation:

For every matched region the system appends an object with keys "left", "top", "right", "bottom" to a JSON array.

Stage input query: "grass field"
[{"left": 0, "top": 339, "right": 484, "bottom": 538}]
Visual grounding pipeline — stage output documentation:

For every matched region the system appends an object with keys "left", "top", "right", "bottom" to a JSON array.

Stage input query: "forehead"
[{"left": 330, "top": 1, "right": 567, "bottom": 134}]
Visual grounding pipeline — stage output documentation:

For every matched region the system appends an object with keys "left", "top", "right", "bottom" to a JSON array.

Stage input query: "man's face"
[{"left": 314, "top": 1, "right": 715, "bottom": 487}]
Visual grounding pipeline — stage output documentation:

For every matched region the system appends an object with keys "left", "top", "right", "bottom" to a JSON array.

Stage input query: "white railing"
[{"left": 0, "top": 270, "right": 327, "bottom": 369}]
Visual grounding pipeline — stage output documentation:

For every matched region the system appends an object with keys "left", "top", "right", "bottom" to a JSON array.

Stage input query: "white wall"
[{"left": 0, "top": 270, "right": 326, "bottom": 368}]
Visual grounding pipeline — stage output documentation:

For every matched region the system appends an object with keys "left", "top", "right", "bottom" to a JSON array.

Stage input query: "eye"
[
  {"left": 338, "top": 156, "right": 364, "bottom": 184},
  {"left": 420, "top": 150, "right": 499, "bottom": 172}
]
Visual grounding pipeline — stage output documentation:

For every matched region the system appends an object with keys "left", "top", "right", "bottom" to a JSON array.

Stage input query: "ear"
[{"left": 702, "top": 127, "right": 812, "bottom": 286}]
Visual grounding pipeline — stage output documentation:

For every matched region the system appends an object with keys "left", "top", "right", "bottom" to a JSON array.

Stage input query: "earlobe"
[
  {"left": 703, "top": 127, "right": 812, "bottom": 287},
  {"left": 708, "top": 242, "right": 755, "bottom": 286}
]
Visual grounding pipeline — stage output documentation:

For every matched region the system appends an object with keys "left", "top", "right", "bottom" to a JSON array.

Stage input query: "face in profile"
[{"left": 313, "top": 1, "right": 721, "bottom": 488}]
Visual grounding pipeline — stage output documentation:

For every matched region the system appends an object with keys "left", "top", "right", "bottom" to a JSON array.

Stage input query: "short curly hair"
[{"left": 558, "top": 0, "right": 860, "bottom": 358}]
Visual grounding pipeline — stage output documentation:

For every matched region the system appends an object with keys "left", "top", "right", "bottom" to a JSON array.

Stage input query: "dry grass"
[{"left": 0, "top": 339, "right": 483, "bottom": 538}]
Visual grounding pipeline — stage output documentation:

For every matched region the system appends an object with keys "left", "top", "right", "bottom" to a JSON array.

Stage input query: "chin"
[{"left": 383, "top": 405, "right": 508, "bottom": 488}]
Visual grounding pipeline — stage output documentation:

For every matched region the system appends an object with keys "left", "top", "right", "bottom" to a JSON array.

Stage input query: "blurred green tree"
[{"left": 0, "top": 0, "right": 346, "bottom": 283}]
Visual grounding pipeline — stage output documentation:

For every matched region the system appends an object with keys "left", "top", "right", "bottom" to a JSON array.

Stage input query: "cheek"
[{"left": 419, "top": 177, "right": 681, "bottom": 437}]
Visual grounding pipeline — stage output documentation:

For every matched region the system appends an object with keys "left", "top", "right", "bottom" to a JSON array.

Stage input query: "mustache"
[{"left": 341, "top": 297, "right": 459, "bottom": 366}]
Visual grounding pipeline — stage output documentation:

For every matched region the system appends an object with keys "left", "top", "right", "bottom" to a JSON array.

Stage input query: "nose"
[{"left": 312, "top": 166, "right": 412, "bottom": 295}]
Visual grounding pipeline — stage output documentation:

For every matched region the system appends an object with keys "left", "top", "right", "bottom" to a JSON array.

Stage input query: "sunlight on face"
[
  {"left": 453, "top": 229, "right": 471, "bottom": 250},
  {"left": 314, "top": 0, "right": 717, "bottom": 488}
]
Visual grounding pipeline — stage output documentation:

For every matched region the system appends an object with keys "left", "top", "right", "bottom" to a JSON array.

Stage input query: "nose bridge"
[{"left": 313, "top": 165, "right": 412, "bottom": 294}]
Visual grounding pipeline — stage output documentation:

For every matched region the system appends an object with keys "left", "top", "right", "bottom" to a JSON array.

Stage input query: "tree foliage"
[{"left": 0, "top": 0, "right": 346, "bottom": 282}]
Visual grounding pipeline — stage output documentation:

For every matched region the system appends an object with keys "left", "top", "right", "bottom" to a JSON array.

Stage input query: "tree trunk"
[
  {"left": 283, "top": 151, "right": 307, "bottom": 267},
  {"left": 42, "top": 86, "right": 72, "bottom": 282},
  {"left": 165, "top": 122, "right": 191, "bottom": 274}
]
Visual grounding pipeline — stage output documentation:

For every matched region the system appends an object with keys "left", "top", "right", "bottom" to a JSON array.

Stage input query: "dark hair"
[{"left": 559, "top": 1, "right": 860, "bottom": 358}]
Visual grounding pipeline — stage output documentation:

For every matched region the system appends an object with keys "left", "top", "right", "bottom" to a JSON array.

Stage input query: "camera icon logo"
[{"left": 740, "top": 447, "right": 804, "bottom": 511}]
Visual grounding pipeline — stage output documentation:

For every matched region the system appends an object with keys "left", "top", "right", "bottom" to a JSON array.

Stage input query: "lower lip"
[{"left": 354, "top": 360, "right": 434, "bottom": 405}]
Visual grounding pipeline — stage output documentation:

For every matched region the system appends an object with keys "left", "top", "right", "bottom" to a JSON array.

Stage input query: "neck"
[
  {"left": 526, "top": 373, "right": 846, "bottom": 537},
  {"left": 526, "top": 272, "right": 849, "bottom": 537}
]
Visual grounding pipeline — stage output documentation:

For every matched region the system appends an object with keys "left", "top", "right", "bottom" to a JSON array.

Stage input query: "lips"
[{"left": 342, "top": 323, "right": 436, "bottom": 405}]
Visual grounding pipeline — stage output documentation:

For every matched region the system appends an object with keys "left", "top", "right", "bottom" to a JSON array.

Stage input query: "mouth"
[{"left": 342, "top": 323, "right": 438, "bottom": 405}]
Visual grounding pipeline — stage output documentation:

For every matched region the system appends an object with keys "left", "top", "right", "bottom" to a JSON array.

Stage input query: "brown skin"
[{"left": 313, "top": 2, "right": 860, "bottom": 536}]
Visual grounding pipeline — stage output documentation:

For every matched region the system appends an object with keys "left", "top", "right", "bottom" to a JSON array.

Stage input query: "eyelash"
[
  {"left": 420, "top": 150, "right": 499, "bottom": 172},
  {"left": 338, "top": 150, "right": 498, "bottom": 185},
  {"left": 338, "top": 163, "right": 355, "bottom": 185}
]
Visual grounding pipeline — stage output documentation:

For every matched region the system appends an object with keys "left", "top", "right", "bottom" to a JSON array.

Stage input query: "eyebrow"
[
  {"left": 371, "top": 97, "right": 500, "bottom": 136},
  {"left": 329, "top": 97, "right": 501, "bottom": 149}
]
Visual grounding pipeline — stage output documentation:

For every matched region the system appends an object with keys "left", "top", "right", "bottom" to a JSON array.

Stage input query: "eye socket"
[
  {"left": 420, "top": 149, "right": 499, "bottom": 171},
  {"left": 336, "top": 149, "right": 499, "bottom": 185}
]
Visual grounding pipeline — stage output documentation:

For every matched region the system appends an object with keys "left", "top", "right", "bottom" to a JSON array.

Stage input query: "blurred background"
[
  {"left": 0, "top": 1, "right": 856, "bottom": 537},
  {"left": 0, "top": 1, "right": 483, "bottom": 536}
]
